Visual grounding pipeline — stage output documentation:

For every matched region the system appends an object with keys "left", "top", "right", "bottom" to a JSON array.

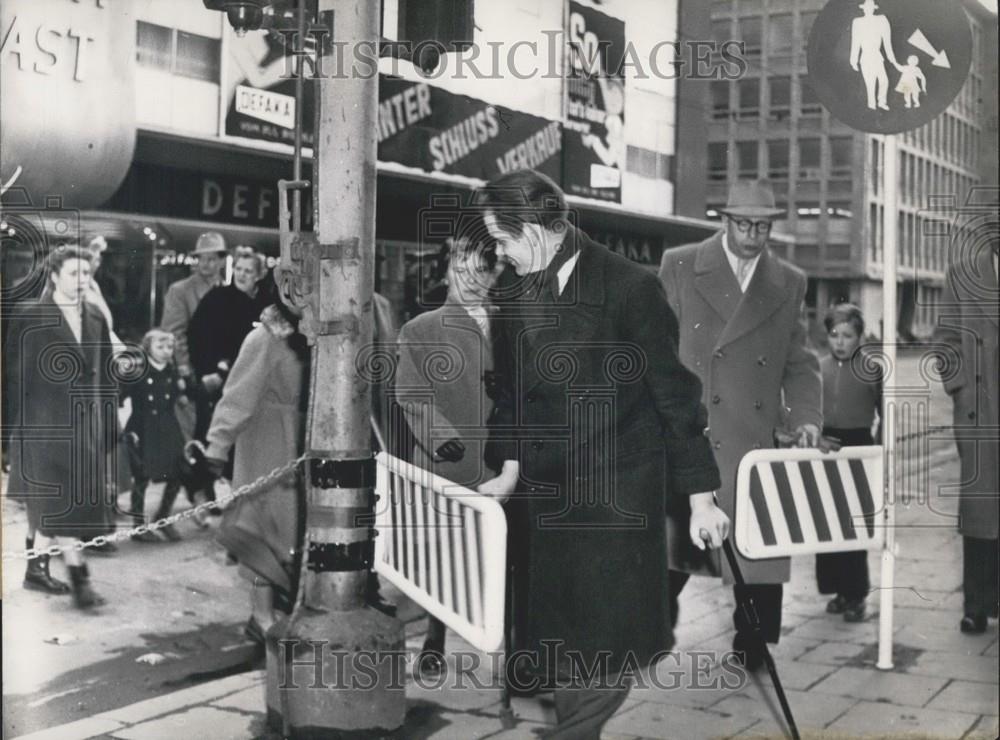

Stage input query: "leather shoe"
[
  {"left": 843, "top": 599, "right": 867, "bottom": 623},
  {"left": 960, "top": 614, "right": 987, "bottom": 634},
  {"left": 24, "top": 555, "right": 71, "bottom": 595},
  {"left": 417, "top": 647, "right": 445, "bottom": 678},
  {"left": 89, "top": 541, "right": 118, "bottom": 556},
  {"left": 826, "top": 595, "right": 848, "bottom": 614},
  {"left": 132, "top": 530, "right": 161, "bottom": 544},
  {"left": 731, "top": 633, "right": 766, "bottom": 672}
]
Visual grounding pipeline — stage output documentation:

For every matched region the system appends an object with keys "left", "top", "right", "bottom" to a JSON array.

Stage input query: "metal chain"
[
  {"left": 4, "top": 454, "right": 309, "bottom": 561},
  {"left": 894, "top": 424, "right": 954, "bottom": 444},
  {"left": 4, "top": 423, "right": 957, "bottom": 561}
]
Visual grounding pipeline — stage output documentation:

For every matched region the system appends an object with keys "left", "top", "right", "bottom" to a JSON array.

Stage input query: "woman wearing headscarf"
[{"left": 203, "top": 298, "right": 309, "bottom": 640}]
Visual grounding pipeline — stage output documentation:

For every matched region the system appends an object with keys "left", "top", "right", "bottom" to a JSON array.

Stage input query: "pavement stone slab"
[
  {"left": 628, "top": 657, "right": 747, "bottom": 709},
  {"left": 10, "top": 716, "right": 126, "bottom": 740},
  {"left": 505, "top": 694, "right": 558, "bottom": 724},
  {"left": 892, "top": 563, "right": 964, "bottom": 592},
  {"left": 713, "top": 686, "right": 856, "bottom": 729},
  {"left": 825, "top": 699, "right": 980, "bottom": 738},
  {"left": 109, "top": 707, "right": 261, "bottom": 740},
  {"left": 925, "top": 680, "right": 999, "bottom": 716},
  {"left": 888, "top": 588, "right": 962, "bottom": 611},
  {"left": 99, "top": 672, "right": 264, "bottom": 725},
  {"left": 604, "top": 701, "right": 756, "bottom": 738},
  {"left": 741, "top": 658, "right": 837, "bottom": 691},
  {"left": 907, "top": 651, "right": 999, "bottom": 684},
  {"left": 893, "top": 625, "right": 997, "bottom": 655},
  {"left": 786, "top": 617, "right": 881, "bottom": 645},
  {"left": 406, "top": 683, "right": 503, "bottom": 713},
  {"left": 966, "top": 714, "right": 999, "bottom": 740},
  {"left": 402, "top": 708, "right": 526, "bottom": 740},
  {"left": 211, "top": 685, "right": 266, "bottom": 713},
  {"left": 809, "top": 666, "right": 949, "bottom": 707},
  {"left": 770, "top": 635, "right": 824, "bottom": 660},
  {"left": 797, "top": 641, "right": 869, "bottom": 666}
]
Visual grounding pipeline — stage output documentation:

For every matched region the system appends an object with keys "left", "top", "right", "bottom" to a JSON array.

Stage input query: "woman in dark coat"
[{"left": 6, "top": 246, "right": 115, "bottom": 608}]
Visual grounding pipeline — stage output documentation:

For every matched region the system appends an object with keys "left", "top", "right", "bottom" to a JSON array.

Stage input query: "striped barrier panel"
[
  {"left": 373, "top": 452, "right": 507, "bottom": 653},
  {"left": 734, "top": 446, "right": 885, "bottom": 560}
]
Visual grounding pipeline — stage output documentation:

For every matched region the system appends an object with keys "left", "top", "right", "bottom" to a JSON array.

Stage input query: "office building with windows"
[{"left": 676, "top": 0, "right": 997, "bottom": 339}]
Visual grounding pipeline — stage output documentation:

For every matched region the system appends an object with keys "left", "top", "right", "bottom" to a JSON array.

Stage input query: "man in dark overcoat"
[
  {"left": 658, "top": 179, "right": 822, "bottom": 670},
  {"left": 5, "top": 245, "right": 116, "bottom": 608},
  {"left": 477, "top": 169, "right": 729, "bottom": 738},
  {"left": 933, "top": 237, "right": 999, "bottom": 633}
]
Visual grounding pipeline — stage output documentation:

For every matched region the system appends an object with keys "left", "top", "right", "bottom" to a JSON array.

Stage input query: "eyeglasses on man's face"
[{"left": 732, "top": 218, "right": 773, "bottom": 234}]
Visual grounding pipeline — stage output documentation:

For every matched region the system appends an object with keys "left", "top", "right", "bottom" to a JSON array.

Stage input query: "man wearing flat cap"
[{"left": 659, "top": 178, "right": 821, "bottom": 671}]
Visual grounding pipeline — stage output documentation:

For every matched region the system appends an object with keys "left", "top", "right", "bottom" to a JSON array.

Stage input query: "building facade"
[
  {"left": 677, "top": 0, "right": 998, "bottom": 340},
  {"left": 2, "top": 0, "right": 724, "bottom": 344}
]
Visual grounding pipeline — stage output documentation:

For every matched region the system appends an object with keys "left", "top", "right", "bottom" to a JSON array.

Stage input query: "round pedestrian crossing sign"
[{"left": 806, "top": 0, "right": 973, "bottom": 134}]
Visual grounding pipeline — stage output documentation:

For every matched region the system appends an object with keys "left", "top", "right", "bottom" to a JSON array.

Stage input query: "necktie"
[{"left": 737, "top": 259, "right": 753, "bottom": 291}]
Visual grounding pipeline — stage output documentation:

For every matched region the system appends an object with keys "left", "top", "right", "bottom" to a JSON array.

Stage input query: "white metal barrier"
[
  {"left": 734, "top": 446, "right": 885, "bottom": 560},
  {"left": 373, "top": 453, "right": 507, "bottom": 653}
]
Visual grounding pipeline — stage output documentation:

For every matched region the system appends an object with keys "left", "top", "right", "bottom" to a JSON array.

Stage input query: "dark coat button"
[
  {"left": 968, "top": 411, "right": 977, "bottom": 420},
  {"left": 757, "top": 356, "right": 768, "bottom": 366},
  {"left": 754, "top": 400, "right": 762, "bottom": 409},
  {"left": 714, "top": 441, "right": 722, "bottom": 450},
  {"left": 712, "top": 395, "right": 721, "bottom": 404}
]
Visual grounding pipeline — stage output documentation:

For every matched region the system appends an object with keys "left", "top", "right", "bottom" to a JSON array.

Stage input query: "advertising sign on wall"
[
  {"left": 224, "top": 30, "right": 561, "bottom": 182},
  {"left": 378, "top": 76, "right": 562, "bottom": 182},
  {"left": 563, "top": 1, "right": 626, "bottom": 203}
]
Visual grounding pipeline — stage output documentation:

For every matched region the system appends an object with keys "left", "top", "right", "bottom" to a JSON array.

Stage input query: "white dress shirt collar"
[{"left": 721, "top": 233, "right": 761, "bottom": 293}]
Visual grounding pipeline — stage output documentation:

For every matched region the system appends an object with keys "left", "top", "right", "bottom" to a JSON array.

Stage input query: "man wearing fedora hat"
[
  {"left": 659, "top": 178, "right": 822, "bottom": 671},
  {"left": 161, "top": 232, "right": 227, "bottom": 380}
]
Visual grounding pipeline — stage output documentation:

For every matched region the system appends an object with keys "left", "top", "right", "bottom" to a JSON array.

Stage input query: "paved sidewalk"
[{"left": 8, "top": 362, "right": 999, "bottom": 739}]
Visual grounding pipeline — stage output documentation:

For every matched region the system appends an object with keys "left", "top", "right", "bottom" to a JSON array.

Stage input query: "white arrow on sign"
[{"left": 908, "top": 29, "right": 951, "bottom": 68}]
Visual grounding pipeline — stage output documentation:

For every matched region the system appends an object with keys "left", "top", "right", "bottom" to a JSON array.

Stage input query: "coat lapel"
[
  {"left": 718, "top": 248, "right": 789, "bottom": 347},
  {"left": 694, "top": 233, "right": 742, "bottom": 323},
  {"left": 523, "top": 230, "right": 606, "bottom": 394},
  {"left": 80, "top": 303, "right": 104, "bottom": 370}
]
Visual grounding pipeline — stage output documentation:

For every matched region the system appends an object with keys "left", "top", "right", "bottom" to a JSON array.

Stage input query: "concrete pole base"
[{"left": 266, "top": 605, "right": 407, "bottom": 738}]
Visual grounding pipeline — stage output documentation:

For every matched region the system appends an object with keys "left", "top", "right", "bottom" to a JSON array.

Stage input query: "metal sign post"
[
  {"left": 804, "top": 0, "right": 973, "bottom": 672},
  {"left": 877, "top": 132, "right": 899, "bottom": 670}
]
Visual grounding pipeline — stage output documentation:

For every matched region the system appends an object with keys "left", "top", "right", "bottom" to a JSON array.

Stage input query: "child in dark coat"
[{"left": 121, "top": 328, "right": 190, "bottom": 542}]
